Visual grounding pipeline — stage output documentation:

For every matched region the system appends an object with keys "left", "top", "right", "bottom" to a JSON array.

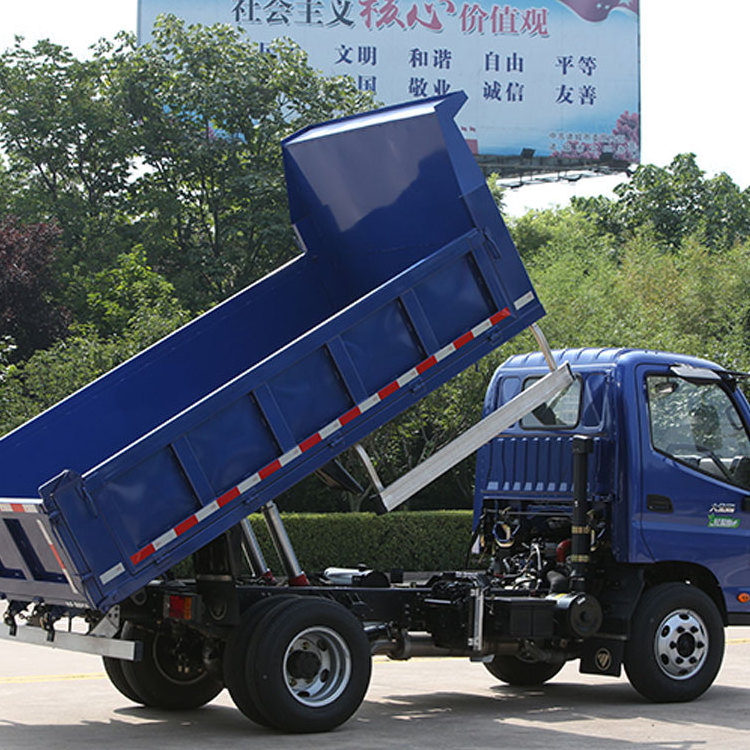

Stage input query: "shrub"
[{"left": 248, "top": 510, "right": 474, "bottom": 574}]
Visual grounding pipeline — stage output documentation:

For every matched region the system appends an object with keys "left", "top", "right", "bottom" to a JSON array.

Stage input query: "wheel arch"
[{"left": 643, "top": 561, "right": 727, "bottom": 625}]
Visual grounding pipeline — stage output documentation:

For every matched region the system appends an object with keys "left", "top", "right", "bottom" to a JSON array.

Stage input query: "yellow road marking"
[
  {"left": 0, "top": 673, "right": 106, "bottom": 684},
  {"left": 2, "top": 638, "right": 749, "bottom": 683}
]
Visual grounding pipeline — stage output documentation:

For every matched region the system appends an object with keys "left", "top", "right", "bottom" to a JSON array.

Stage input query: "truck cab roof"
[{"left": 498, "top": 347, "right": 727, "bottom": 374}]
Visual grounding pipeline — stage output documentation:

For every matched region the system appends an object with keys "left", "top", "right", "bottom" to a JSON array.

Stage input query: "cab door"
[{"left": 637, "top": 365, "right": 750, "bottom": 616}]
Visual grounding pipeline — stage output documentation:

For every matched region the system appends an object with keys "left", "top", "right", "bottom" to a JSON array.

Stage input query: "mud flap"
[{"left": 580, "top": 637, "right": 625, "bottom": 677}]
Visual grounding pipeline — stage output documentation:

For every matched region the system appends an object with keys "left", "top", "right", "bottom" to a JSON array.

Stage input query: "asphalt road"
[{"left": 2, "top": 629, "right": 750, "bottom": 749}]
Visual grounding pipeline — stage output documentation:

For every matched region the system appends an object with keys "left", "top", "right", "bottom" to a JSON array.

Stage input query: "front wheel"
[
  {"left": 624, "top": 582, "right": 724, "bottom": 702},
  {"left": 484, "top": 654, "right": 564, "bottom": 686}
]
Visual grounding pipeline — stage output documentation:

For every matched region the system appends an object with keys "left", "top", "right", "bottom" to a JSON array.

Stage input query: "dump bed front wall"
[
  {"left": 43, "top": 230, "right": 543, "bottom": 609},
  {"left": 284, "top": 105, "right": 475, "bottom": 302}
]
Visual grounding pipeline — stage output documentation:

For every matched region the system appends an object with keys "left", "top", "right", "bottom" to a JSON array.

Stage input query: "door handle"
[{"left": 647, "top": 494, "right": 674, "bottom": 513}]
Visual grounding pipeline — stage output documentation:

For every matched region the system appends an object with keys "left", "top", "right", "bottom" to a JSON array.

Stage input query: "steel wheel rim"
[
  {"left": 282, "top": 626, "right": 351, "bottom": 707},
  {"left": 653, "top": 608, "right": 708, "bottom": 680}
]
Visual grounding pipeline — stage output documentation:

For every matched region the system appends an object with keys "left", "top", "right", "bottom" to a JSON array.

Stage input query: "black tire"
[
  {"left": 484, "top": 654, "right": 564, "bottom": 686},
  {"left": 624, "top": 582, "right": 724, "bottom": 702},
  {"left": 244, "top": 597, "right": 372, "bottom": 733},
  {"left": 103, "top": 653, "right": 146, "bottom": 704},
  {"left": 120, "top": 621, "right": 224, "bottom": 710},
  {"left": 223, "top": 595, "right": 299, "bottom": 726}
]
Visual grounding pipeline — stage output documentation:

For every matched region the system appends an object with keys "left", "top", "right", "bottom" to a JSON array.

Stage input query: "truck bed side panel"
[{"left": 44, "top": 230, "right": 540, "bottom": 609}]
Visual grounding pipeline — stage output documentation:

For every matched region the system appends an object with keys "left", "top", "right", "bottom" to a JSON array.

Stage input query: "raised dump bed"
[{"left": 0, "top": 92, "right": 544, "bottom": 611}]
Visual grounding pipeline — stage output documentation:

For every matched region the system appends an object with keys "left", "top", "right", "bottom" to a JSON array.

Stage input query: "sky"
[{"left": 1, "top": 1, "right": 747, "bottom": 215}]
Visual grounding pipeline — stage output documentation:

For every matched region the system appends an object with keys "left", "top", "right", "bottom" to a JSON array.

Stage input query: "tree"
[
  {"left": 508, "top": 207, "right": 577, "bottom": 262},
  {"left": 0, "top": 23, "right": 375, "bottom": 441},
  {"left": 518, "top": 209, "right": 622, "bottom": 348},
  {"left": 116, "top": 17, "right": 374, "bottom": 308},
  {"left": 573, "top": 154, "right": 750, "bottom": 252},
  {"left": 515, "top": 205, "right": 750, "bottom": 371},
  {"left": 0, "top": 24, "right": 374, "bottom": 357},
  {"left": 486, "top": 173, "right": 506, "bottom": 213},
  {"left": 0, "top": 216, "right": 68, "bottom": 359},
  {"left": 0, "top": 294, "right": 190, "bottom": 437},
  {"left": 0, "top": 36, "right": 136, "bottom": 269},
  {"left": 65, "top": 248, "right": 186, "bottom": 338}
]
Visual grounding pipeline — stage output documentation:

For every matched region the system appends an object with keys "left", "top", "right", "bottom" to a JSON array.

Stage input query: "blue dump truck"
[{"left": 0, "top": 92, "right": 746, "bottom": 732}]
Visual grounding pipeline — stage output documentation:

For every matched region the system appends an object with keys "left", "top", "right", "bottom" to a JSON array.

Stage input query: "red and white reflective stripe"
[
  {"left": 102, "top": 307, "right": 511, "bottom": 583},
  {"left": 36, "top": 519, "right": 80, "bottom": 595},
  {"left": 0, "top": 499, "right": 42, "bottom": 513}
]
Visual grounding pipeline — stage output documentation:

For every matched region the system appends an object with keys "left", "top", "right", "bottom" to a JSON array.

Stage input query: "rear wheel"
[
  {"left": 484, "top": 654, "right": 564, "bottom": 686},
  {"left": 243, "top": 598, "right": 372, "bottom": 732},
  {"left": 103, "top": 653, "right": 145, "bottom": 703},
  {"left": 120, "top": 621, "right": 223, "bottom": 710},
  {"left": 224, "top": 595, "right": 299, "bottom": 726},
  {"left": 624, "top": 582, "right": 724, "bottom": 702}
]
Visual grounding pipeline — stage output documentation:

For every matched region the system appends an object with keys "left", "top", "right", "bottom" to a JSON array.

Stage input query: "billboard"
[{"left": 138, "top": 0, "right": 640, "bottom": 170}]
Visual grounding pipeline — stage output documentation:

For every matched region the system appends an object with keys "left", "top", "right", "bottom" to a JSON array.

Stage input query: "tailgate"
[{"left": 0, "top": 500, "right": 87, "bottom": 607}]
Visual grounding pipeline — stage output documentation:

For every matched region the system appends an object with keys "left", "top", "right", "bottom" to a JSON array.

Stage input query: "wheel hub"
[
  {"left": 282, "top": 626, "right": 352, "bottom": 707},
  {"left": 654, "top": 608, "right": 708, "bottom": 680},
  {"left": 287, "top": 650, "right": 323, "bottom": 680},
  {"left": 676, "top": 632, "right": 696, "bottom": 657}
]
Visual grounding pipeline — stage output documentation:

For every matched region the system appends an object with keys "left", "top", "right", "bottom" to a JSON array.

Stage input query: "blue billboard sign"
[{"left": 138, "top": 0, "right": 640, "bottom": 164}]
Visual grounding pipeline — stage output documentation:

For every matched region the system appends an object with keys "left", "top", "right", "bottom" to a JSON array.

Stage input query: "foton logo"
[{"left": 595, "top": 648, "right": 612, "bottom": 672}]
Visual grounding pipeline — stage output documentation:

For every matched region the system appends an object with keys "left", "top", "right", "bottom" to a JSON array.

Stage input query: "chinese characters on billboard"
[{"left": 138, "top": 0, "right": 640, "bottom": 164}]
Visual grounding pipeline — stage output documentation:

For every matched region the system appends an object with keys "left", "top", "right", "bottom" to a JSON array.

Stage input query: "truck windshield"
[{"left": 647, "top": 375, "right": 750, "bottom": 490}]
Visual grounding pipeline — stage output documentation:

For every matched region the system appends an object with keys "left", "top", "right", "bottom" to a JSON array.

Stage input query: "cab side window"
[{"left": 647, "top": 375, "right": 750, "bottom": 489}]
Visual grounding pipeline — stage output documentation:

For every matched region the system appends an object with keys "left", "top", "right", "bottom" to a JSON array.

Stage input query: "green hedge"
[{"left": 248, "top": 511, "right": 474, "bottom": 574}]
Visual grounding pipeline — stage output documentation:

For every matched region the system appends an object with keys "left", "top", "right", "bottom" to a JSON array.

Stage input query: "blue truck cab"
[{"left": 474, "top": 347, "right": 750, "bottom": 699}]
